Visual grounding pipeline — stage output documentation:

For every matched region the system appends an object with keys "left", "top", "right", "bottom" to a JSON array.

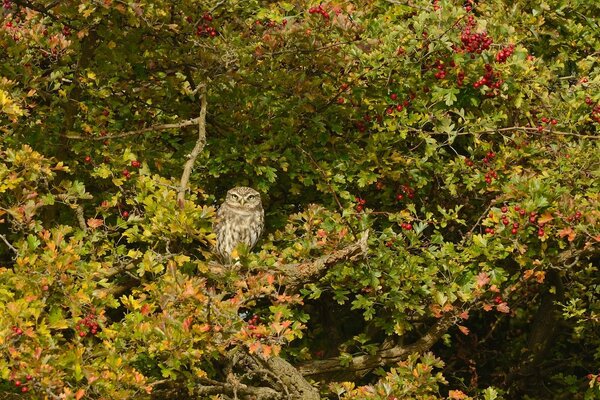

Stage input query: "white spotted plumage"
[{"left": 213, "top": 187, "right": 264, "bottom": 263}]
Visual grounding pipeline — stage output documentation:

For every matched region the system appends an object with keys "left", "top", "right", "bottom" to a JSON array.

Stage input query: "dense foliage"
[{"left": 1, "top": 0, "right": 599, "bottom": 399}]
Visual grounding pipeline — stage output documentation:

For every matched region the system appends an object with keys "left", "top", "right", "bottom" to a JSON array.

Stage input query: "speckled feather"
[{"left": 213, "top": 187, "right": 264, "bottom": 263}]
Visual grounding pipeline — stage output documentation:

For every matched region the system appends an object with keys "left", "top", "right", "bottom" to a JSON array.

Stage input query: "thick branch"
[
  {"left": 298, "top": 312, "right": 455, "bottom": 379},
  {"left": 178, "top": 85, "right": 208, "bottom": 208},
  {"left": 274, "top": 230, "right": 369, "bottom": 292}
]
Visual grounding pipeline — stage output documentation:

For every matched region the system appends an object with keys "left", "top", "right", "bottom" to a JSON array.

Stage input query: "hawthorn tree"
[{"left": 1, "top": 0, "right": 599, "bottom": 399}]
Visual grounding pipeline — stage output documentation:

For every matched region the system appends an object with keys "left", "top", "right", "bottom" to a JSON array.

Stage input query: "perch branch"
[
  {"left": 274, "top": 230, "right": 369, "bottom": 292},
  {"left": 178, "top": 84, "right": 208, "bottom": 208}
]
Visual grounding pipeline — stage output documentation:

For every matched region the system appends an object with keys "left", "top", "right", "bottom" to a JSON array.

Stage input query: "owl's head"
[{"left": 225, "top": 186, "right": 262, "bottom": 209}]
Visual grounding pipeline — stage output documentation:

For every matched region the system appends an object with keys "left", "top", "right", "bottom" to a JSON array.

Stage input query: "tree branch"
[
  {"left": 0, "top": 233, "right": 18, "bottom": 256},
  {"left": 274, "top": 230, "right": 369, "bottom": 292},
  {"left": 178, "top": 84, "right": 208, "bottom": 208},
  {"left": 63, "top": 117, "right": 201, "bottom": 140},
  {"left": 298, "top": 311, "right": 456, "bottom": 379}
]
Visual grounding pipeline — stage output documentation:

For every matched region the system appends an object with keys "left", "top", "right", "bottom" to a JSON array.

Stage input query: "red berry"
[
  {"left": 396, "top": 194, "right": 404, "bottom": 201},
  {"left": 16, "top": 328, "right": 23, "bottom": 335},
  {"left": 390, "top": 93, "right": 398, "bottom": 101},
  {"left": 396, "top": 104, "right": 403, "bottom": 111},
  {"left": 79, "top": 331, "right": 86, "bottom": 337},
  {"left": 494, "top": 296, "right": 503, "bottom": 304},
  {"left": 519, "top": 209, "right": 526, "bottom": 216},
  {"left": 337, "top": 97, "right": 345, "bottom": 104},
  {"left": 538, "top": 228, "right": 545, "bottom": 237},
  {"left": 26, "top": 375, "right": 32, "bottom": 381},
  {"left": 511, "top": 228, "right": 518, "bottom": 234},
  {"left": 541, "top": 117, "right": 549, "bottom": 123},
  {"left": 15, "top": 380, "right": 21, "bottom": 387},
  {"left": 131, "top": 160, "right": 141, "bottom": 168},
  {"left": 550, "top": 119, "right": 557, "bottom": 125},
  {"left": 501, "top": 206, "right": 508, "bottom": 213},
  {"left": 102, "top": 109, "right": 110, "bottom": 117},
  {"left": 122, "top": 169, "right": 130, "bottom": 178},
  {"left": 84, "top": 156, "right": 92, "bottom": 163},
  {"left": 122, "top": 211, "right": 129, "bottom": 218},
  {"left": 21, "top": 386, "right": 28, "bottom": 393}
]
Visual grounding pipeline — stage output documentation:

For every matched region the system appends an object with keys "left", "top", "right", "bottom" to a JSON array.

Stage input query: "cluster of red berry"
[
  {"left": 121, "top": 160, "right": 140, "bottom": 180},
  {"left": 76, "top": 312, "right": 100, "bottom": 337},
  {"left": 385, "top": 93, "right": 412, "bottom": 116},
  {"left": 484, "top": 169, "right": 498, "bottom": 185},
  {"left": 458, "top": 16, "right": 493, "bottom": 54},
  {"left": 308, "top": 4, "right": 330, "bottom": 19},
  {"left": 433, "top": 59, "right": 447, "bottom": 80},
  {"left": 247, "top": 314, "right": 265, "bottom": 339},
  {"left": 3, "top": 0, "right": 12, "bottom": 10},
  {"left": 400, "top": 222, "right": 413, "bottom": 231},
  {"left": 473, "top": 64, "right": 503, "bottom": 92},
  {"left": 195, "top": 13, "right": 217, "bottom": 37},
  {"left": 355, "top": 197, "right": 366, "bottom": 212},
  {"left": 495, "top": 44, "right": 515, "bottom": 63},
  {"left": 10, "top": 374, "right": 32, "bottom": 393},
  {"left": 485, "top": 205, "right": 549, "bottom": 237},
  {"left": 11, "top": 325, "right": 24, "bottom": 335},
  {"left": 396, "top": 184, "right": 415, "bottom": 200},
  {"left": 586, "top": 97, "right": 600, "bottom": 123}
]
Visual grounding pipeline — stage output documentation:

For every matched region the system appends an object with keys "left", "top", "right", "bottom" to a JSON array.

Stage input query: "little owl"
[{"left": 213, "top": 186, "right": 264, "bottom": 263}]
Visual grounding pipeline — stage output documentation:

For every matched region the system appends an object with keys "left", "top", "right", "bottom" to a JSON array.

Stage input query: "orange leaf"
[
  {"left": 496, "top": 303, "right": 510, "bottom": 313},
  {"left": 262, "top": 345, "right": 272, "bottom": 358},
  {"left": 538, "top": 212, "right": 554, "bottom": 224},
  {"left": 75, "top": 389, "right": 85, "bottom": 400},
  {"left": 87, "top": 218, "right": 104, "bottom": 229},
  {"left": 449, "top": 390, "right": 468, "bottom": 399},
  {"left": 558, "top": 227, "right": 576, "bottom": 242},
  {"left": 266, "top": 274, "right": 275, "bottom": 285},
  {"left": 535, "top": 271, "right": 546, "bottom": 283},
  {"left": 476, "top": 272, "right": 490, "bottom": 287},
  {"left": 458, "top": 325, "right": 470, "bottom": 335}
]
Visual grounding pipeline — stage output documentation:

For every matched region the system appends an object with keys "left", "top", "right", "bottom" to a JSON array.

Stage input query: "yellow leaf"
[{"left": 108, "top": 41, "right": 116, "bottom": 49}]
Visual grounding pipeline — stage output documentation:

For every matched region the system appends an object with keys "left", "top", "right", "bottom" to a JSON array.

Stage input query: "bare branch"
[
  {"left": 0, "top": 233, "right": 18, "bottom": 256},
  {"left": 63, "top": 118, "right": 201, "bottom": 141},
  {"left": 178, "top": 85, "right": 208, "bottom": 208}
]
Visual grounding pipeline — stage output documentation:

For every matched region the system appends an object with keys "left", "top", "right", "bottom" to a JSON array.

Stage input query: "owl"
[{"left": 213, "top": 186, "right": 264, "bottom": 263}]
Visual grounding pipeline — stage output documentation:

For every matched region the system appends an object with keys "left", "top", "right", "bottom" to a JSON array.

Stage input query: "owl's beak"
[{"left": 239, "top": 199, "right": 245, "bottom": 206}]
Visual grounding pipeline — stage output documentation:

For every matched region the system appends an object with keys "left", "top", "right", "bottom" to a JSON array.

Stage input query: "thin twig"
[
  {"left": 178, "top": 85, "right": 208, "bottom": 208},
  {"left": 0, "top": 233, "right": 18, "bottom": 255}
]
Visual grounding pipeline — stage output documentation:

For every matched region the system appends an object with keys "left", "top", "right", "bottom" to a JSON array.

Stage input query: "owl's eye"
[
  {"left": 247, "top": 195, "right": 256, "bottom": 200},
  {"left": 231, "top": 193, "right": 240, "bottom": 200}
]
